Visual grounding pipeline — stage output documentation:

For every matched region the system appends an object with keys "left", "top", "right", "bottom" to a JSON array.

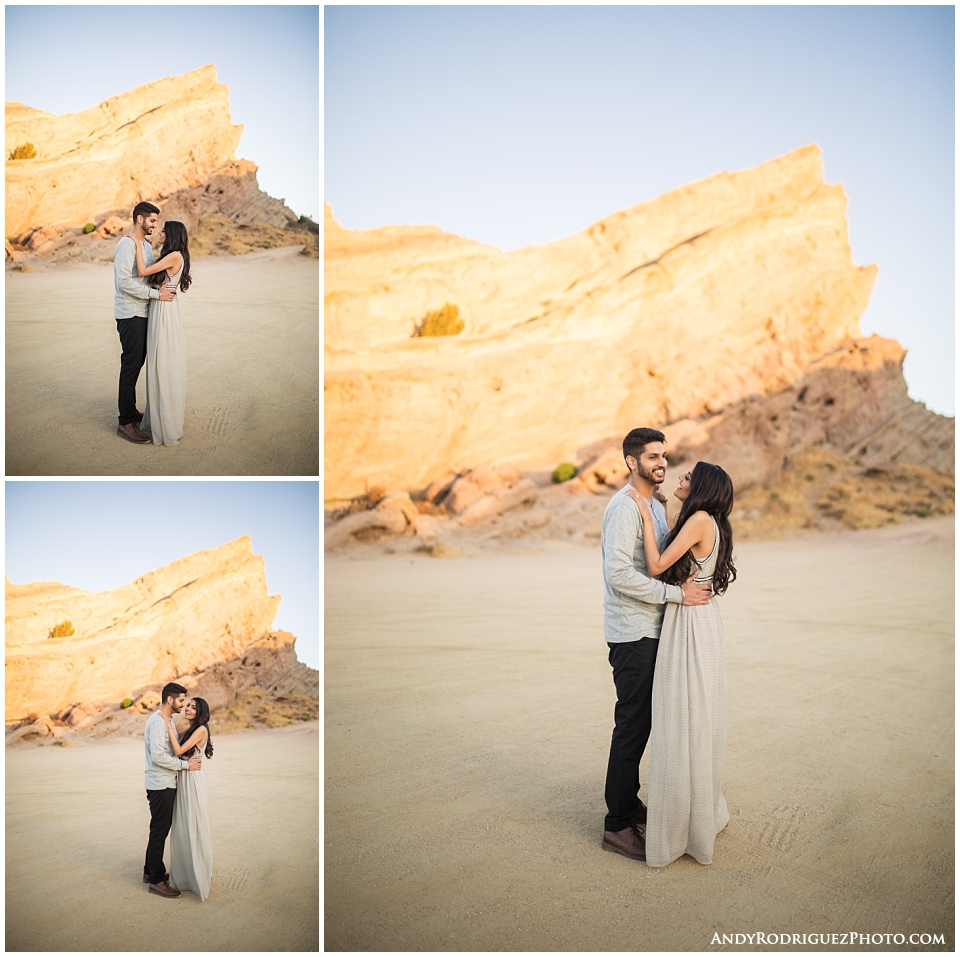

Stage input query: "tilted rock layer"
[
  {"left": 325, "top": 145, "right": 879, "bottom": 499},
  {"left": 6, "top": 65, "right": 242, "bottom": 238},
  {"left": 4, "top": 536, "right": 315, "bottom": 722},
  {"left": 5, "top": 65, "right": 313, "bottom": 265}
]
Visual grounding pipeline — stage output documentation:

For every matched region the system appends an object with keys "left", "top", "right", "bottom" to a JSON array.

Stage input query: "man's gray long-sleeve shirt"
[
  {"left": 114, "top": 236, "right": 159, "bottom": 319},
  {"left": 144, "top": 710, "right": 190, "bottom": 790},
  {"left": 601, "top": 486, "right": 684, "bottom": 643}
]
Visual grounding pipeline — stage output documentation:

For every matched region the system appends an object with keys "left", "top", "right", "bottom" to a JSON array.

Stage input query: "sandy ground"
[
  {"left": 5, "top": 246, "right": 318, "bottom": 476},
  {"left": 325, "top": 519, "right": 954, "bottom": 952},
  {"left": 6, "top": 722, "right": 319, "bottom": 951}
]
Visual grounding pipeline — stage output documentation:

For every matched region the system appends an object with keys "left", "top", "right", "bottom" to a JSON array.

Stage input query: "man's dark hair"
[
  {"left": 161, "top": 682, "right": 187, "bottom": 704},
  {"left": 622, "top": 427, "right": 666, "bottom": 467},
  {"left": 132, "top": 201, "right": 159, "bottom": 225}
]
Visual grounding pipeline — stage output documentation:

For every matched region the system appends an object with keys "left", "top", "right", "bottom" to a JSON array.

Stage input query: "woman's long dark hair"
[
  {"left": 149, "top": 220, "right": 192, "bottom": 292},
  {"left": 179, "top": 696, "right": 214, "bottom": 759},
  {"left": 660, "top": 461, "right": 737, "bottom": 595}
]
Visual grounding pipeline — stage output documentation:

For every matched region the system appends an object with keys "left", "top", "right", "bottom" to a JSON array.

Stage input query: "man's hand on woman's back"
[{"left": 680, "top": 577, "right": 711, "bottom": 605}]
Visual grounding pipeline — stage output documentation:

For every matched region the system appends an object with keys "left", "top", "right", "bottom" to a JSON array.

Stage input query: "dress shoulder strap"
[{"left": 693, "top": 515, "right": 720, "bottom": 564}]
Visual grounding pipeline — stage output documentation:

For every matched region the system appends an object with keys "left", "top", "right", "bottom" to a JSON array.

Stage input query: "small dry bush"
[
  {"left": 49, "top": 620, "right": 76, "bottom": 638},
  {"left": 347, "top": 486, "right": 386, "bottom": 513},
  {"left": 332, "top": 487, "right": 387, "bottom": 522},
  {"left": 416, "top": 499, "right": 448, "bottom": 515},
  {"left": 413, "top": 304, "right": 464, "bottom": 338},
  {"left": 413, "top": 542, "right": 461, "bottom": 558},
  {"left": 9, "top": 142, "right": 37, "bottom": 160}
]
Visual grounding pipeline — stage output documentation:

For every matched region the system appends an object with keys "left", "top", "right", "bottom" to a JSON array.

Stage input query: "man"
[
  {"left": 114, "top": 201, "right": 177, "bottom": 444},
  {"left": 144, "top": 681, "right": 201, "bottom": 897},
  {"left": 600, "top": 427, "right": 711, "bottom": 862}
]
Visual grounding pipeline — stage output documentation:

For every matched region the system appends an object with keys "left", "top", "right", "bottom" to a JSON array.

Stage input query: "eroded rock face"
[
  {"left": 180, "top": 631, "right": 319, "bottom": 714},
  {"left": 659, "top": 335, "right": 955, "bottom": 490},
  {"left": 5, "top": 536, "right": 288, "bottom": 721},
  {"left": 158, "top": 159, "right": 299, "bottom": 232},
  {"left": 325, "top": 145, "right": 877, "bottom": 499},
  {"left": 6, "top": 65, "right": 242, "bottom": 239}
]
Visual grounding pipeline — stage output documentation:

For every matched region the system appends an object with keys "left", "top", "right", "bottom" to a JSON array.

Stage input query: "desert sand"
[
  {"left": 325, "top": 519, "right": 954, "bottom": 951},
  {"left": 5, "top": 245, "right": 318, "bottom": 476},
  {"left": 6, "top": 721, "right": 319, "bottom": 951}
]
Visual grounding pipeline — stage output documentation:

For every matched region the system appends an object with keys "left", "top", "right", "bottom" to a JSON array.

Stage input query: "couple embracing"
[
  {"left": 143, "top": 682, "right": 213, "bottom": 900},
  {"left": 601, "top": 427, "right": 736, "bottom": 867},
  {"left": 114, "top": 202, "right": 192, "bottom": 447}
]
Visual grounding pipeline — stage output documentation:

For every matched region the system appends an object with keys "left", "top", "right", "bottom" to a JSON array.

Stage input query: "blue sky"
[
  {"left": 5, "top": 482, "right": 319, "bottom": 671},
  {"left": 6, "top": 4, "right": 319, "bottom": 221},
  {"left": 325, "top": 5, "right": 954, "bottom": 417}
]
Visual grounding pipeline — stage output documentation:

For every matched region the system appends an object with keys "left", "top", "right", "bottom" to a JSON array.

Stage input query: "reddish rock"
[{"left": 445, "top": 477, "right": 484, "bottom": 514}]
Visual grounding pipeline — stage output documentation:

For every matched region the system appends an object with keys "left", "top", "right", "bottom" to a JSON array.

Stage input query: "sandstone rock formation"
[
  {"left": 5, "top": 65, "right": 316, "bottom": 265},
  {"left": 4, "top": 536, "right": 315, "bottom": 722},
  {"left": 325, "top": 145, "right": 878, "bottom": 499},
  {"left": 6, "top": 65, "right": 241, "bottom": 239}
]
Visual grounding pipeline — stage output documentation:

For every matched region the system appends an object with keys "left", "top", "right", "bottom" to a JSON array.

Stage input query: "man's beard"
[{"left": 636, "top": 463, "right": 663, "bottom": 486}]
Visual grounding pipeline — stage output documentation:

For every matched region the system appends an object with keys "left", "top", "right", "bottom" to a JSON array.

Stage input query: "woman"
[
  {"left": 629, "top": 462, "right": 736, "bottom": 867},
  {"left": 133, "top": 221, "right": 191, "bottom": 446},
  {"left": 164, "top": 696, "right": 213, "bottom": 899}
]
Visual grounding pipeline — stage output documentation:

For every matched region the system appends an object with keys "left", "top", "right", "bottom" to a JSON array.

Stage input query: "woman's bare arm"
[
  {"left": 133, "top": 240, "right": 182, "bottom": 278},
  {"left": 165, "top": 717, "right": 207, "bottom": 757},
  {"left": 632, "top": 494, "right": 713, "bottom": 575}
]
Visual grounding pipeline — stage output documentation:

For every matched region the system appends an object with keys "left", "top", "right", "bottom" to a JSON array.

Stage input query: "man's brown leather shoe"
[
  {"left": 117, "top": 423, "right": 150, "bottom": 444},
  {"left": 602, "top": 825, "right": 646, "bottom": 861},
  {"left": 633, "top": 800, "right": 648, "bottom": 826},
  {"left": 149, "top": 880, "right": 181, "bottom": 898},
  {"left": 143, "top": 872, "right": 169, "bottom": 883}
]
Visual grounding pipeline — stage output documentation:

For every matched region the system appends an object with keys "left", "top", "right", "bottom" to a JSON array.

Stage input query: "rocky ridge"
[
  {"left": 5, "top": 65, "right": 318, "bottom": 267},
  {"left": 5, "top": 536, "right": 318, "bottom": 732},
  {"left": 325, "top": 145, "right": 878, "bottom": 499}
]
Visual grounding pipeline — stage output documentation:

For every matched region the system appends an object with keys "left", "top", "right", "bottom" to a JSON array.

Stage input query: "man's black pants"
[
  {"left": 144, "top": 787, "right": 176, "bottom": 883},
  {"left": 116, "top": 316, "right": 147, "bottom": 425},
  {"left": 604, "top": 637, "right": 659, "bottom": 833}
]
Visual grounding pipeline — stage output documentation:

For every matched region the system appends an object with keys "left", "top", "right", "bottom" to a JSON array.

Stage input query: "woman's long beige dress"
[
  {"left": 141, "top": 262, "right": 185, "bottom": 446},
  {"left": 646, "top": 517, "right": 729, "bottom": 867},
  {"left": 170, "top": 740, "right": 212, "bottom": 900}
]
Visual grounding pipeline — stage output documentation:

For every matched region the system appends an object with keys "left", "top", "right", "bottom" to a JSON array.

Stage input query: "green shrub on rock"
[
  {"left": 82, "top": 223, "right": 96, "bottom": 234},
  {"left": 121, "top": 698, "right": 134, "bottom": 709},
  {"left": 49, "top": 620, "right": 75, "bottom": 638},
  {"left": 413, "top": 304, "right": 464, "bottom": 338},
  {"left": 552, "top": 463, "right": 578, "bottom": 484}
]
